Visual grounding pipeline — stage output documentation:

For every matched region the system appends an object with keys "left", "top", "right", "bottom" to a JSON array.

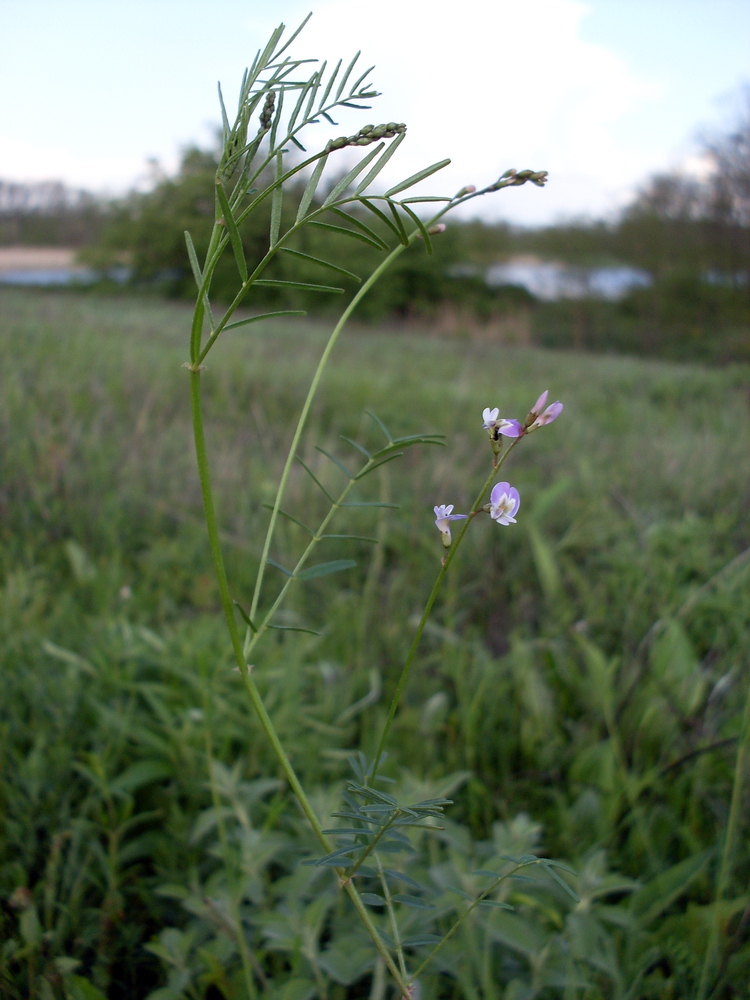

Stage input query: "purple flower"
[
  {"left": 482, "top": 407, "right": 522, "bottom": 439},
  {"left": 530, "top": 401, "right": 563, "bottom": 429},
  {"left": 525, "top": 390, "right": 563, "bottom": 430},
  {"left": 489, "top": 482, "right": 520, "bottom": 526},
  {"left": 434, "top": 504, "right": 468, "bottom": 547}
]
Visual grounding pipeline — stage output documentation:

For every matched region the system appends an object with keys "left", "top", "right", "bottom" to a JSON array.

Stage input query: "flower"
[
  {"left": 489, "top": 482, "right": 520, "bottom": 526},
  {"left": 525, "top": 390, "right": 563, "bottom": 430},
  {"left": 434, "top": 504, "right": 468, "bottom": 547},
  {"left": 482, "top": 407, "right": 522, "bottom": 439}
]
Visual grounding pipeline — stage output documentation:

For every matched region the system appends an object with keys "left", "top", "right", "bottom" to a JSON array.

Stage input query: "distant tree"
[
  {"left": 85, "top": 144, "right": 514, "bottom": 319},
  {"left": 702, "top": 89, "right": 750, "bottom": 290},
  {"left": 616, "top": 91, "right": 750, "bottom": 293},
  {"left": 616, "top": 173, "right": 706, "bottom": 278},
  {"left": 0, "top": 180, "right": 106, "bottom": 246}
]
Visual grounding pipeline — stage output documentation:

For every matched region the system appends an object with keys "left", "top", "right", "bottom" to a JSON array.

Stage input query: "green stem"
[
  {"left": 191, "top": 221, "right": 224, "bottom": 363},
  {"left": 345, "top": 813, "right": 397, "bottom": 882},
  {"left": 696, "top": 671, "right": 750, "bottom": 1000},
  {"left": 371, "top": 439, "right": 521, "bottom": 776},
  {"left": 411, "top": 860, "right": 533, "bottom": 981},
  {"left": 377, "top": 854, "right": 408, "bottom": 980},
  {"left": 243, "top": 452, "right": 380, "bottom": 661},
  {"left": 190, "top": 368, "right": 412, "bottom": 999},
  {"left": 248, "top": 238, "right": 413, "bottom": 622}
]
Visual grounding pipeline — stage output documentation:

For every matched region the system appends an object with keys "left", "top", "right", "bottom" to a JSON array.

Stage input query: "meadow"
[{"left": 1, "top": 287, "right": 749, "bottom": 999}]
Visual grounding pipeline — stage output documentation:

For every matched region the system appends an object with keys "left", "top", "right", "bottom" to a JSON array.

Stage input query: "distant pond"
[
  {"left": 486, "top": 258, "right": 652, "bottom": 301},
  {"left": 0, "top": 266, "right": 130, "bottom": 286},
  {"left": 0, "top": 247, "right": 651, "bottom": 303},
  {"left": 0, "top": 248, "right": 130, "bottom": 287}
]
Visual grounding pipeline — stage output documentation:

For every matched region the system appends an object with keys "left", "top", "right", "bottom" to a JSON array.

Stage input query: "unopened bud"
[
  {"left": 259, "top": 92, "right": 275, "bottom": 131},
  {"left": 456, "top": 184, "right": 477, "bottom": 198},
  {"left": 326, "top": 122, "right": 406, "bottom": 153}
]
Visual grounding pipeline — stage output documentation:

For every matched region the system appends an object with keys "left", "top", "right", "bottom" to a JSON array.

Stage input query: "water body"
[
  {"left": 0, "top": 252, "right": 651, "bottom": 303},
  {"left": 486, "top": 260, "right": 652, "bottom": 301},
  {"left": 0, "top": 266, "right": 130, "bottom": 286}
]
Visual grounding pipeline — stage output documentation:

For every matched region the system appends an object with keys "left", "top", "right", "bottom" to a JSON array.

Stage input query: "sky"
[{"left": 1, "top": 0, "right": 749, "bottom": 226}]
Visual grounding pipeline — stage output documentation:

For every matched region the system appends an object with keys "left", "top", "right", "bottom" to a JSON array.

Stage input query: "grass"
[{"left": 1, "top": 286, "right": 749, "bottom": 999}]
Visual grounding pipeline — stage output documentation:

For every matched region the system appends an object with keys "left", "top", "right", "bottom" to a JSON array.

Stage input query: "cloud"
[
  {"left": 0, "top": 0, "right": 663, "bottom": 223},
  {"left": 242, "top": 0, "right": 660, "bottom": 223},
  {"left": 0, "top": 137, "right": 159, "bottom": 194}
]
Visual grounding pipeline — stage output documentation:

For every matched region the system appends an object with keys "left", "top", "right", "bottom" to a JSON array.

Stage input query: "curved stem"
[
  {"left": 411, "top": 859, "right": 533, "bottom": 981},
  {"left": 244, "top": 451, "right": 388, "bottom": 661},
  {"left": 248, "top": 237, "right": 413, "bottom": 621},
  {"left": 377, "top": 854, "right": 408, "bottom": 980}
]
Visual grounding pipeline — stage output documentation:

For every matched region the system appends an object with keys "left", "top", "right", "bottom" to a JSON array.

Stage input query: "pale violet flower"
[
  {"left": 529, "top": 390, "right": 549, "bottom": 417},
  {"left": 489, "top": 482, "right": 520, "bottom": 526},
  {"left": 434, "top": 504, "right": 468, "bottom": 547},
  {"left": 482, "top": 407, "right": 522, "bottom": 439},
  {"left": 525, "top": 390, "right": 563, "bottom": 430}
]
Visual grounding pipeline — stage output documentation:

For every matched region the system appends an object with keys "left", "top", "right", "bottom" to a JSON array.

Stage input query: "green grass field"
[{"left": 1, "top": 287, "right": 749, "bottom": 999}]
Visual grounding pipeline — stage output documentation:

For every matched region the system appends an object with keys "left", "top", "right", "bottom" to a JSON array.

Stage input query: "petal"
[
  {"left": 498, "top": 419, "right": 522, "bottom": 438},
  {"left": 540, "top": 401, "right": 563, "bottom": 424},
  {"left": 508, "top": 487, "right": 520, "bottom": 512},
  {"left": 531, "top": 390, "right": 548, "bottom": 414},
  {"left": 491, "top": 481, "right": 511, "bottom": 505}
]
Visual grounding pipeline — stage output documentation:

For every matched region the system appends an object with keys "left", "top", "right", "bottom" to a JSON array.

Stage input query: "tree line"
[{"left": 3, "top": 94, "right": 749, "bottom": 361}]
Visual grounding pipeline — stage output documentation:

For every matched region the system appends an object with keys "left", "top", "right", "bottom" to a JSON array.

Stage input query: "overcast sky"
[{"left": 1, "top": 0, "right": 749, "bottom": 225}]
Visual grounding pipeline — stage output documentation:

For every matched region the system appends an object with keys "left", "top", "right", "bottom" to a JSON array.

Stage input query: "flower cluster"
[
  {"left": 524, "top": 389, "right": 563, "bottom": 431},
  {"left": 433, "top": 390, "right": 562, "bottom": 551},
  {"left": 483, "top": 390, "right": 563, "bottom": 443}
]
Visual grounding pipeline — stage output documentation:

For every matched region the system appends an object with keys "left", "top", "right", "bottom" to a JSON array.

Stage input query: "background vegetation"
[
  {"left": 3, "top": 95, "right": 750, "bottom": 364},
  {"left": 1, "top": 288, "right": 748, "bottom": 998}
]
